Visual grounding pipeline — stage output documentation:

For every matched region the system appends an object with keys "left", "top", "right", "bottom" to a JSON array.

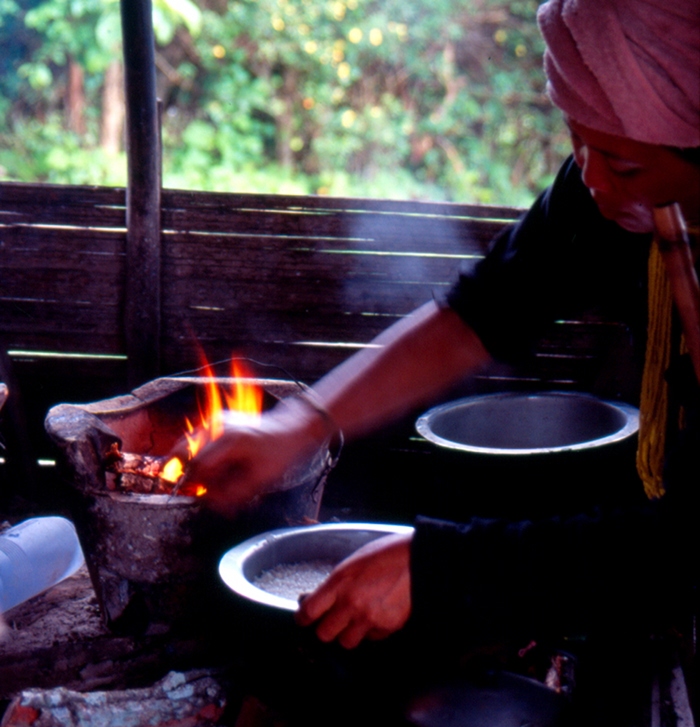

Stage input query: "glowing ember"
[
  {"left": 175, "top": 482, "right": 209, "bottom": 497},
  {"left": 160, "top": 457, "right": 184, "bottom": 483}
]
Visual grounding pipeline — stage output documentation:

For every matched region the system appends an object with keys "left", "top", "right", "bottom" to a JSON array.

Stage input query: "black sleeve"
[
  {"left": 409, "top": 493, "right": 693, "bottom": 649},
  {"left": 409, "top": 368, "right": 699, "bottom": 648},
  {"left": 444, "top": 157, "right": 649, "bottom": 363},
  {"left": 408, "top": 158, "right": 695, "bottom": 650}
]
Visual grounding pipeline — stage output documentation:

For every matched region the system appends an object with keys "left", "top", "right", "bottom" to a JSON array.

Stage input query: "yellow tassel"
[{"left": 636, "top": 239, "right": 673, "bottom": 500}]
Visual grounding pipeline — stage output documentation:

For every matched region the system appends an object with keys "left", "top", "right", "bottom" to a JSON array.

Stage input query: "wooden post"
[{"left": 120, "top": 0, "right": 161, "bottom": 387}]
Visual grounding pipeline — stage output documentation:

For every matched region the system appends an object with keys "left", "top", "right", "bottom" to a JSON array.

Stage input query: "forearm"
[
  {"left": 182, "top": 300, "right": 490, "bottom": 507},
  {"left": 306, "top": 300, "right": 491, "bottom": 440}
]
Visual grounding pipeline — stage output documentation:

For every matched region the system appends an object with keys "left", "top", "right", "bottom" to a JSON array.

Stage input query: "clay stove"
[{"left": 45, "top": 376, "right": 334, "bottom": 636}]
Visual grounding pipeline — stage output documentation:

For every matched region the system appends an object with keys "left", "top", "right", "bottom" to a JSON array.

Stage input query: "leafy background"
[{"left": 0, "top": 0, "right": 571, "bottom": 206}]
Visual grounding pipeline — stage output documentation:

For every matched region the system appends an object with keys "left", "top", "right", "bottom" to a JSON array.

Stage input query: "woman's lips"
[{"left": 593, "top": 196, "right": 653, "bottom": 233}]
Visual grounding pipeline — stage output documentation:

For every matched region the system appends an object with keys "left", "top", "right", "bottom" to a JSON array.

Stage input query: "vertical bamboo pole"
[{"left": 120, "top": 0, "right": 161, "bottom": 387}]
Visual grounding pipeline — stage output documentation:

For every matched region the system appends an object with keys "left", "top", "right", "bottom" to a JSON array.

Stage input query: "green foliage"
[
  {"left": 152, "top": 0, "right": 202, "bottom": 44},
  {"left": 0, "top": 0, "right": 571, "bottom": 206},
  {"left": 0, "top": 113, "right": 127, "bottom": 184}
]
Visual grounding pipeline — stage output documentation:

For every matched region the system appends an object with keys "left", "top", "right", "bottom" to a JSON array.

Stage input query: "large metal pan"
[
  {"left": 416, "top": 391, "right": 638, "bottom": 456},
  {"left": 414, "top": 391, "right": 640, "bottom": 520},
  {"left": 219, "top": 522, "right": 413, "bottom": 612}
]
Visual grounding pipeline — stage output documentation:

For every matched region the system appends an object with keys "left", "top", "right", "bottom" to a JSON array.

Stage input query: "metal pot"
[
  {"left": 414, "top": 391, "right": 640, "bottom": 520},
  {"left": 45, "top": 376, "right": 336, "bottom": 635},
  {"left": 416, "top": 391, "right": 638, "bottom": 456}
]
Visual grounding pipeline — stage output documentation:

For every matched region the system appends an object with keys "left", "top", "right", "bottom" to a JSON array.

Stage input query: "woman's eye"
[{"left": 607, "top": 158, "right": 642, "bottom": 176}]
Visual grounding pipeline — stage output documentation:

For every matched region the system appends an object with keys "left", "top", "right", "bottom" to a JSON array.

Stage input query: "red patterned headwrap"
[{"left": 537, "top": 0, "right": 700, "bottom": 148}]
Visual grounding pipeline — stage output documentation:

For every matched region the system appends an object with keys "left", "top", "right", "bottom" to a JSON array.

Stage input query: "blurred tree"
[{"left": 0, "top": 0, "right": 569, "bottom": 205}]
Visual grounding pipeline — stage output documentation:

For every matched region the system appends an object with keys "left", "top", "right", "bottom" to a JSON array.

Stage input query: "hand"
[
  {"left": 174, "top": 400, "right": 330, "bottom": 516},
  {"left": 295, "top": 532, "right": 413, "bottom": 649}
]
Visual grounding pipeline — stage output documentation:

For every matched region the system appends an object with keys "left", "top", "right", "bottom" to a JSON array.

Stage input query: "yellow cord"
[{"left": 636, "top": 239, "right": 673, "bottom": 500}]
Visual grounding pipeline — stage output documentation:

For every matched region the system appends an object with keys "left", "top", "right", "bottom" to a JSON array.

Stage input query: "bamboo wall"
[{"left": 0, "top": 181, "right": 628, "bottom": 506}]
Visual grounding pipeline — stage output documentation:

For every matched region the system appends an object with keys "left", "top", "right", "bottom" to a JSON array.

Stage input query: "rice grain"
[{"left": 252, "top": 560, "right": 335, "bottom": 600}]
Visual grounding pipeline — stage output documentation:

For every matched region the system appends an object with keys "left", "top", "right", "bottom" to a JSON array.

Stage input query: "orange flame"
[
  {"left": 162, "top": 359, "right": 263, "bottom": 495},
  {"left": 161, "top": 457, "right": 185, "bottom": 483}
]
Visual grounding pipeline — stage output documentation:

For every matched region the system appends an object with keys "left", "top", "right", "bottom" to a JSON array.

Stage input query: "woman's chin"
[
  {"left": 598, "top": 203, "right": 653, "bottom": 234},
  {"left": 614, "top": 214, "right": 654, "bottom": 234}
]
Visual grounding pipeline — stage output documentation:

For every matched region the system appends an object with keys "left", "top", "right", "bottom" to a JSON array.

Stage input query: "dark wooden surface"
[
  {"left": 1, "top": 181, "right": 625, "bottom": 383},
  {"left": 0, "top": 566, "right": 231, "bottom": 701},
  {"left": 0, "top": 563, "right": 691, "bottom": 727},
  {"left": 1, "top": 183, "right": 518, "bottom": 374}
]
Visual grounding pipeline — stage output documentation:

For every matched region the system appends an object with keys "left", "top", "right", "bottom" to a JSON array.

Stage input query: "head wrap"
[{"left": 537, "top": 0, "right": 700, "bottom": 148}]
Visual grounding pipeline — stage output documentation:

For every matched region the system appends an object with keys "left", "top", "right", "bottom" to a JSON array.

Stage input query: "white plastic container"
[{"left": 0, "top": 516, "right": 85, "bottom": 613}]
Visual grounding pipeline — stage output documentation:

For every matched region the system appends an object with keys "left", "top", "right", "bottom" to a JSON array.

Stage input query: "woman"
[{"left": 184, "top": 0, "right": 699, "bottom": 716}]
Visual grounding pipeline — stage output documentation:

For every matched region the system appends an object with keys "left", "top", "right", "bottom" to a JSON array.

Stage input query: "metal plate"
[{"left": 219, "top": 522, "right": 414, "bottom": 612}]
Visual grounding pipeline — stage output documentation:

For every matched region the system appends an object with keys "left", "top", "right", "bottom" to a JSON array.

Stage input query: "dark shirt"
[
  {"left": 410, "top": 157, "right": 698, "bottom": 649},
  {"left": 445, "top": 155, "right": 649, "bottom": 366}
]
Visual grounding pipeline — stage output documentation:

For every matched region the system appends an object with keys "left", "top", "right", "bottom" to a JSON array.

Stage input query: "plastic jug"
[{"left": 0, "top": 516, "right": 85, "bottom": 613}]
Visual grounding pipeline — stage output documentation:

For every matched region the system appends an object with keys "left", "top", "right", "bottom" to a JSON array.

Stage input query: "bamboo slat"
[{"left": 0, "top": 179, "right": 630, "bottom": 468}]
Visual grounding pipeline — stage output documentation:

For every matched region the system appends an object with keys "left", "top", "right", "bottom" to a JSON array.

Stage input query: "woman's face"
[{"left": 568, "top": 118, "right": 700, "bottom": 234}]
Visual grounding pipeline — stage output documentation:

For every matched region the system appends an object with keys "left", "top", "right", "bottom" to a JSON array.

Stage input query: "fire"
[
  {"left": 161, "top": 457, "right": 185, "bottom": 483},
  {"left": 161, "top": 359, "right": 263, "bottom": 496}
]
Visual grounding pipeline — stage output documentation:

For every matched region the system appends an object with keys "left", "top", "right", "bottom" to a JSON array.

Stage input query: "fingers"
[
  {"left": 176, "top": 428, "right": 265, "bottom": 515},
  {"left": 295, "top": 587, "right": 337, "bottom": 627},
  {"left": 176, "top": 416, "right": 304, "bottom": 510},
  {"left": 297, "top": 593, "right": 371, "bottom": 649},
  {"left": 314, "top": 606, "right": 355, "bottom": 645},
  {"left": 294, "top": 533, "right": 413, "bottom": 649},
  {"left": 299, "top": 602, "right": 393, "bottom": 649},
  {"left": 334, "top": 620, "right": 373, "bottom": 650},
  {"left": 167, "top": 406, "right": 320, "bottom": 517},
  {"left": 295, "top": 573, "right": 360, "bottom": 645},
  {"left": 181, "top": 432, "right": 240, "bottom": 485},
  {"left": 201, "top": 478, "right": 256, "bottom": 517}
]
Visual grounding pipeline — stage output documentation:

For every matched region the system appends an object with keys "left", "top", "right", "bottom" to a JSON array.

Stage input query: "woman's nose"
[{"left": 579, "top": 147, "right": 613, "bottom": 194}]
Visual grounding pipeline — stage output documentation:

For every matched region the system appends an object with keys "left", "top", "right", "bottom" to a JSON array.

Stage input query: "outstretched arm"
[
  {"left": 308, "top": 299, "right": 491, "bottom": 440},
  {"left": 181, "top": 300, "right": 491, "bottom": 513}
]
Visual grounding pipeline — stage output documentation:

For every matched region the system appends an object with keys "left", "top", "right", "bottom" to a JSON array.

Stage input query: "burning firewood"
[
  {"left": 104, "top": 443, "right": 177, "bottom": 495},
  {"left": 102, "top": 362, "right": 264, "bottom": 498},
  {"left": 103, "top": 443, "right": 204, "bottom": 497},
  {"left": 0, "top": 669, "right": 226, "bottom": 727}
]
